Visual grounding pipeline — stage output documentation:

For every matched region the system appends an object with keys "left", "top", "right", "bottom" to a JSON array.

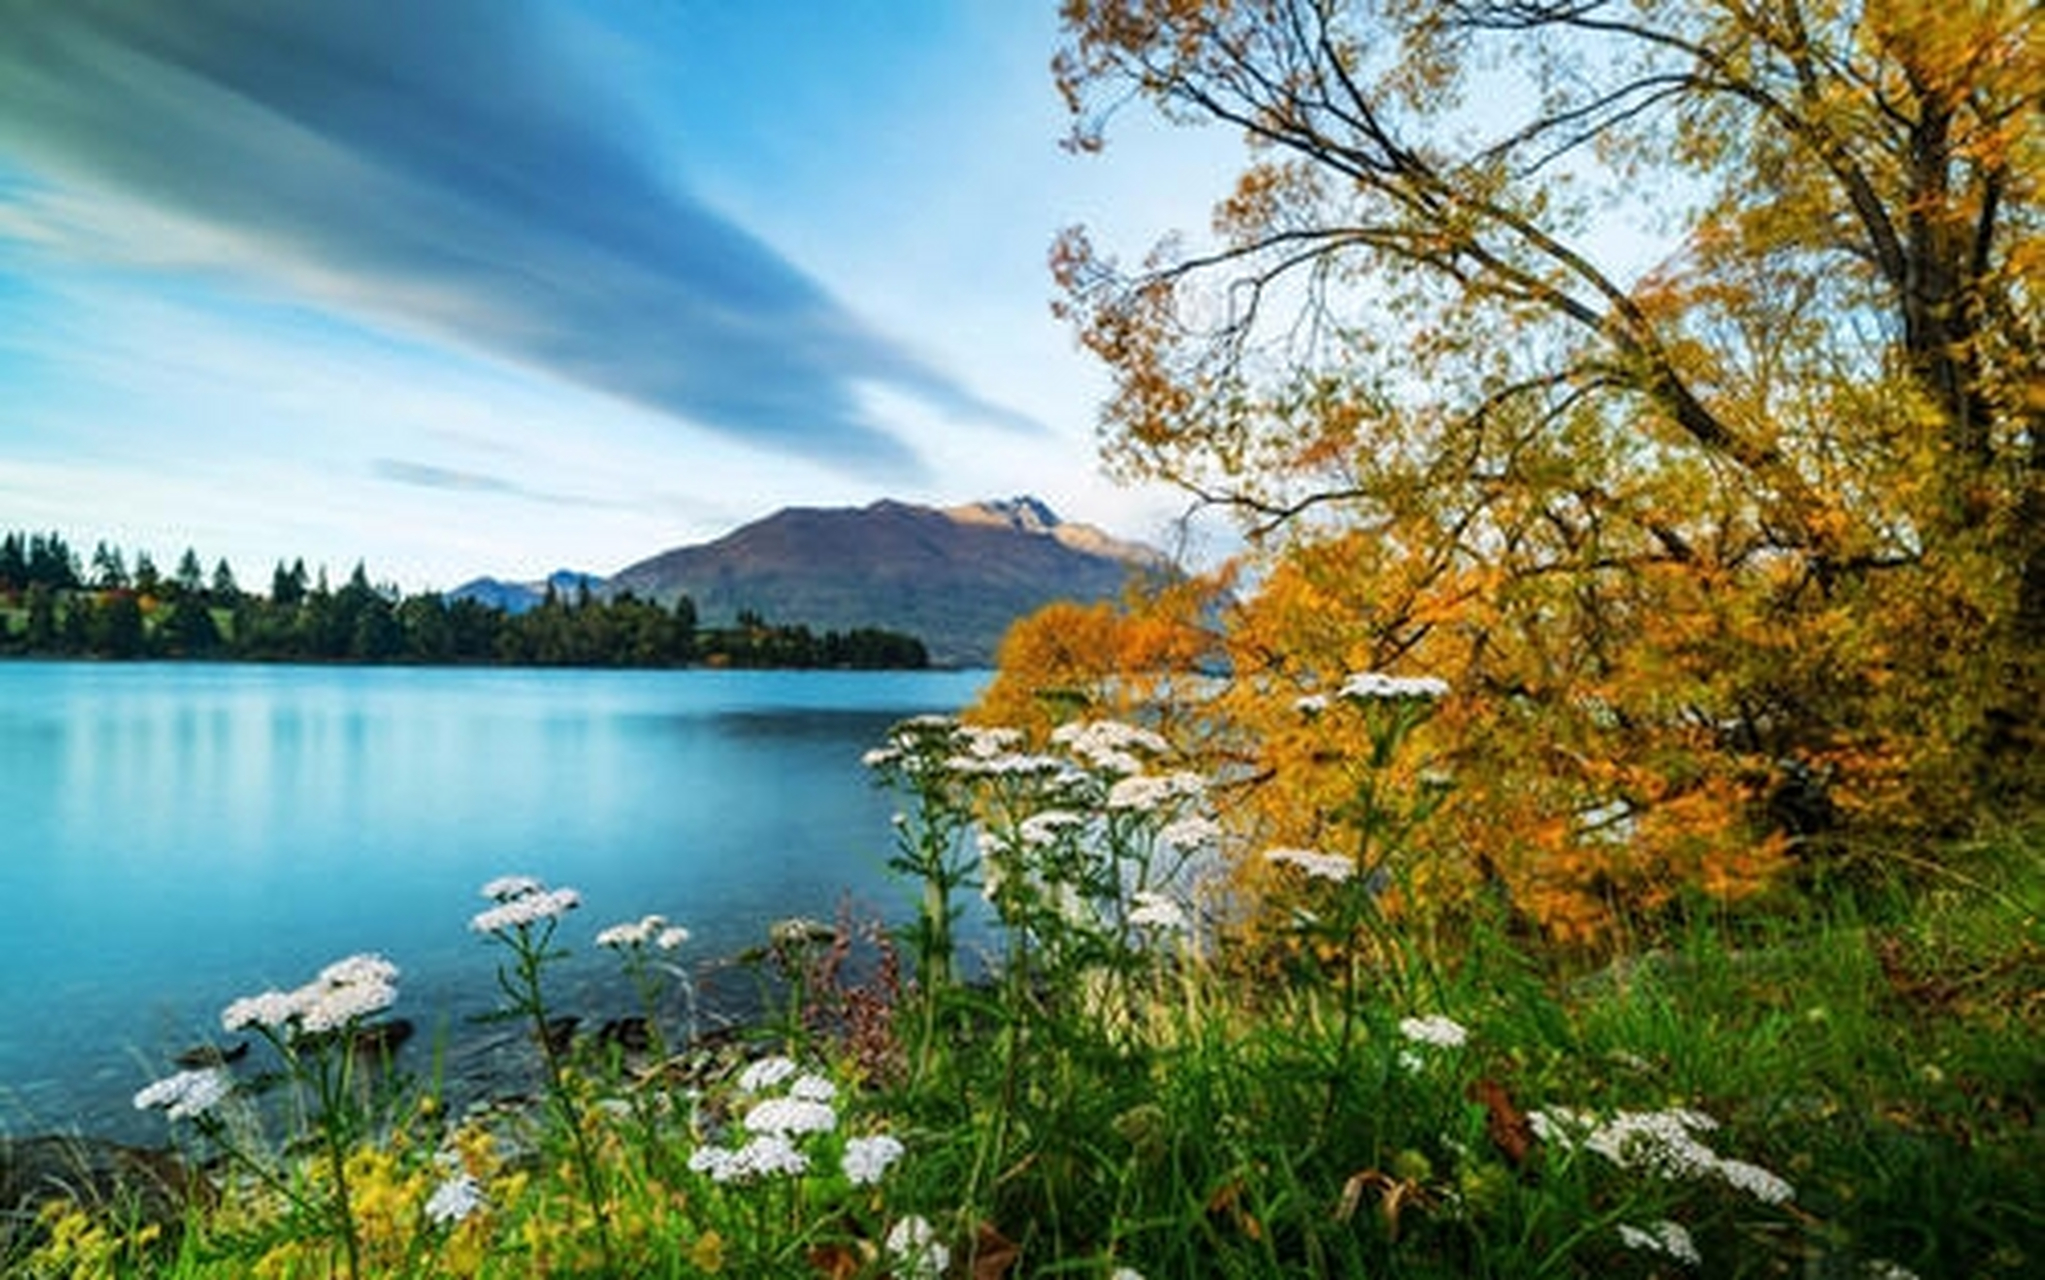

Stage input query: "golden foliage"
[{"left": 1024, "top": 0, "right": 2045, "bottom": 943}]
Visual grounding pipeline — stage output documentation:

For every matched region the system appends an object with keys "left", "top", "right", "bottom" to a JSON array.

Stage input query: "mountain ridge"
[{"left": 601, "top": 497, "right": 1166, "bottom": 666}]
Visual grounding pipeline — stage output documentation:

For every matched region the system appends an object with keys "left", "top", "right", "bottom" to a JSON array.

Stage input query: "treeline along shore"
[{"left": 0, "top": 529, "right": 928, "bottom": 669}]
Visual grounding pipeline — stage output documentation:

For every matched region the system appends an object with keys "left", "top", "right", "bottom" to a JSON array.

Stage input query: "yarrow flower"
[
  {"left": 298, "top": 967, "right": 400, "bottom": 1034},
  {"left": 1338, "top": 671, "right": 1450, "bottom": 701},
  {"left": 743, "top": 1095, "right": 838, "bottom": 1137},
  {"left": 134, "top": 1068, "right": 231, "bottom": 1121},
  {"left": 885, "top": 1215, "right": 951, "bottom": 1279},
  {"left": 737, "top": 1055, "right": 800, "bottom": 1093},
  {"left": 787, "top": 1073, "right": 837, "bottom": 1103},
  {"left": 688, "top": 1133, "right": 812, "bottom": 1183},
  {"left": 222, "top": 952, "right": 400, "bottom": 1037},
  {"left": 424, "top": 1171, "right": 486, "bottom": 1226},
  {"left": 841, "top": 1133, "right": 907, "bottom": 1186},
  {"left": 470, "top": 881, "right": 581, "bottom": 933},
  {"left": 1105, "top": 770, "right": 1207, "bottom": 812},
  {"left": 480, "top": 874, "right": 542, "bottom": 902},
  {"left": 1264, "top": 846, "right": 1356, "bottom": 883},
  {"left": 1398, "top": 1015, "right": 1470, "bottom": 1048},
  {"left": 1530, "top": 1106, "right": 1794, "bottom": 1204},
  {"left": 595, "top": 913, "right": 689, "bottom": 950},
  {"left": 222, "top": 988, "right": 303, "bottom": 1033},
  {"left": 1052, "top": 719, "right": 1168, "bottom": 775},
  {"left": 1128, "top": 891, "right": 1190, "bottom": 932},
  {"left": 1018, "top": 809, "right": 1086, "bottom": 847},
  {"left": 1158, "top": 814, "right": 1222, "bottom": 851},
  {"left": 1618, "top": 1219, "right": 1701, "bottom": 1267}
]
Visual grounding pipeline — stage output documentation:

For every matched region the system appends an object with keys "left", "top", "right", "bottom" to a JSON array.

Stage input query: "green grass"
[{"left": 12, "top": 815, "right": 2040, "bottom": 1278}]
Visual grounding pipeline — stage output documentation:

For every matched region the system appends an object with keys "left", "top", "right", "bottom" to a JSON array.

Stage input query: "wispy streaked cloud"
[
  {"left": 0, "top": 0, "right": 1038, "bottom": 478},
  {"left": 371, "top": 457, "right": 622, "bottom": 510}
]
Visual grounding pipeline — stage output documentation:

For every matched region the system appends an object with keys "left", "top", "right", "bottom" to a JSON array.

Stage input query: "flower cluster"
[
  {"left": 884, "top": 1215, "right": 950, "bottom": 1279},
  {"left": 133, "top": 1067, "right": 231, "bottom": 1121},
  {"left": 220, "top": 952, "right": 400, "bottom": 1037},
  {"left": 1051, "top": 718, "right": 1168, "bottom": 776},
  {"left": 1617, "top": 1219, "right": 1701, "bottom": 1266},
  {"left": 1264, "top": 846, "right": 1356, "bottom": 883},
  {"left": 470, "top": 877, "right": 581, "bottom": 934},
  {"left": 1105, "top": 770, "right": 1207, "bottom": 813},
  {"left": 1127, "top": 890, "right": 1190, "bottom": 932},
  {"left": 841, "top": 1134, "right": 906, "bottom": 1187},
  {"left": 689, "top": 1058, "right": 909, "bottom": 1190},
  {"left": 1530, "top": 1105, "right": 1794, "bottom": 1204},
  {"left": 423, "top": 1171, "right": 486, "bottom": 1226},
  {"left": 1338, "top": 671, "right": 1451, "bottom": 702},
  {"left": 594, "top": 913, "right": 689, "bottom": 951},
  {"left": 1398, "top": 1015, "right": 1469, "bottom": 1049}
]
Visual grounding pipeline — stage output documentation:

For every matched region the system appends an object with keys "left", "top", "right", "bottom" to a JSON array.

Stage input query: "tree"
[
  {"left": 1051, "top": 0, "right": 2042, "bottom": 934},
  {"left": 174, "top": 547, "right": 206, "bottom": 598},
  {"left": 271, "top": 559, "right": 308, "bottom": 608},
  {"left": 90, "top": 541, "right": 129, "bottom": 591},
  {"left": 0, "top": 532, "right": 26, "bottom": 593},
  {"left": 211, "top": 558, "right": 241, "bottom": 605},
  {"left": 131, "top": 550, "right": 160, "bottom": 598}
]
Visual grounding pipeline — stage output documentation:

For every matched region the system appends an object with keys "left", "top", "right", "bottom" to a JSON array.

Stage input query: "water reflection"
[{"left": 0, "top": 662, "right": 984, "bottom": 1140}]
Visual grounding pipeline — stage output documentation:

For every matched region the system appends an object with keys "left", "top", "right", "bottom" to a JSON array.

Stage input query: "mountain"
[
  {"left": 607, "top": 498, "right": 1168, "bottom": 666},
  {"left": 447, "top": 569, "right": 606, "bottom": 615}
]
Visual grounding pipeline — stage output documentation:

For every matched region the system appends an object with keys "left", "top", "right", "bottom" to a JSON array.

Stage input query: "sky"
[{"left": 0, "top": 0, "right": 1239, "bottom": 591}]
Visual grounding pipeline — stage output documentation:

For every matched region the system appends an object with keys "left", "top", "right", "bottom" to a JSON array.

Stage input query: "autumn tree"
[{"left": 1047, "top": 0, "right": 2042, "bottom": 936}]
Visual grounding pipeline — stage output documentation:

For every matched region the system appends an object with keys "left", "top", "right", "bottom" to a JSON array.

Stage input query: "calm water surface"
[{"left": 0, "top": 662, "right": 986, "bottom": 1141}]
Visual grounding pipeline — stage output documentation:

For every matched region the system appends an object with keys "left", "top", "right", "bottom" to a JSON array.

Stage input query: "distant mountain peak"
[
  {"left": 949, "top": 495, "right": 1062, "bottom": 535},
  {"left": 944, "top": 496, "right": 1164, "bottom": 568}
]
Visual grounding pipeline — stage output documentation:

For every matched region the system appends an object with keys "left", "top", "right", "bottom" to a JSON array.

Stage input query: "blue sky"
[{"left": 0, "top": 0, "right": 1235, "bottom": 589}]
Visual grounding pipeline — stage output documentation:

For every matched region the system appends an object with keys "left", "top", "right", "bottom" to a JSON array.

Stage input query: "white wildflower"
[
  {"left": 1716, "top": 1156, "right": 1796, "bottom": 1205},
  {"left": 1338, "top": 671, "right": 1450, "bottom": 701},
  {"left": 689, "top": 1133, "right": 810, "bottom": 1183},
  {"left": 1111, "top": 1270, "right": 1146, "bottom": 1280},
  {"left": 841, "top": 1133, "right": 907, "bottom": 1186},
  {"left": 1052, "top": 719, "right": 1166, "bottom": 774},
  {"left": 298, "top": 974, "right": 398, "bottom": 1034},
  {"left": 885, "top": 1215, "right": 951, "bottom": 1280},
  {"left": 743, "top": 1096, "right": 838, "bottom": 1137},
  {"left": 1534, "top": 1106, "right": 1794, "bottom": 1204},
  {"left": 596, "top": 913, "right": 670, "bottom": 949},
  {"left": 737, "top": 1055, "right": 800, "bottom": 1093},
  {"left": 317, "top": 953, "right": 399, "bottom": 988},
  {"left": 1618, "top": 1219, "right": 1701, "bottom": 1267},
  {"left": 1861, "top": 1262, "right": 1921, "bottom": 1280},
  {"left": 1398, "top": 1015, "right": 1470, "bottom": 1048},
  {"left": 861, "top": 746, "right": 900, "bottom": 769},
  {"left": 787, "top": 1073, "right": 837, "bottom": 1103},
  {"left": 471, "top": 885, "right": 580, "bottom": 933},
  {"left": 1106, "top": 770, "right": 1207, "bottom": 812},
  {"left": 686, "top": 1144, "right": 740, "bottom": 1181},
  {"left": 1265, "top": 847, "right": 1356, "bottom": 883},
  {"left": 480, "top": 874, "right": 542, "bottom": 902},
  {"left": 424, "top": 1171, "right": 486, "bottom": 1225},
  {"left": 1158, "top": 815, "right": 1222, "bottom": 850},
  {"left": 655, "top": 925, "right": 690, "bottom": 950},
  {"left": 1018, "top": 809, "right": 1086, "bottom": 847},
  {"left": 222, "top": 988, "right": 303, "bottom": 1032},
  {"left": 1295, "top": 693, "right": 1331, "bottom": 715},
  {"left": 1128, "top": 891, "right": 1189, "bottom": 931},
  {"left": 134, "top": 1068, "right": 231, "bottom": 1121}
]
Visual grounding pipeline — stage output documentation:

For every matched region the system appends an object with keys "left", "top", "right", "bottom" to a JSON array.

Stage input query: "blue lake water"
[{"left": 0, "top": 662, "right": 987, "bottom": 1142}]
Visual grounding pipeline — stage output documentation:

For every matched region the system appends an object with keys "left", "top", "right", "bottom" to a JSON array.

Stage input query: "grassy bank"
[{"left": 14, "top": 722, "right": 2040, "bottom": 1278}]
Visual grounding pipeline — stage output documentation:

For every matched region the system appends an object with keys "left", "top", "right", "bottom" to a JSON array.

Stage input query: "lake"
[{"left": 0, "top": 661, "right": 988, "bottom": 1143}]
